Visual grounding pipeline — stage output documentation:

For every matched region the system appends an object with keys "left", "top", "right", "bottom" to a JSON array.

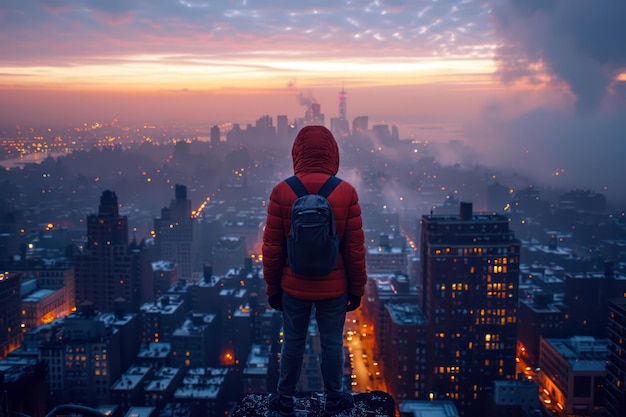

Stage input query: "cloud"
[
  {"left": 464, "top": 0, "right": 626, "bottom": 206},
  {"left": 39, "top": 0, "right": 133, "bottom": 14},
  {"left": 468, "top": 104, "right": 626, "bottom": 196},
  {"left": 0, "top": 1, "right": 493, "bottom": 66},
  {"left": 491, "top": 0, "right": 626, "bottom": 114}
]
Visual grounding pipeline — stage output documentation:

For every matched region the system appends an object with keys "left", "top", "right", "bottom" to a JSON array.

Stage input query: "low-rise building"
[{"left": 539, "top": 336, "right": 607, "bottom": 416}]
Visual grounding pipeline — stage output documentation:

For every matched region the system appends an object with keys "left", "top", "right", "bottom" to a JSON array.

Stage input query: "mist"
[{"left": 463, "top": 0, "right": 626, "bottom": 205}]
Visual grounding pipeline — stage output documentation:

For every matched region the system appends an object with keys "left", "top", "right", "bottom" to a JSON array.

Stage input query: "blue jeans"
[{"left": 277, "top": 291, "right": 348, "bottom": 397}]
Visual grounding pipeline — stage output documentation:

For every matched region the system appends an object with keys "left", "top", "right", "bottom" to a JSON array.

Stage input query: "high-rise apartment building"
[
  {"left": 298, "top": 102, "right": 324, "bottom": 127},
  {"left": 365, "top": 272, "right": 418, "bottom": 364},
  {"left": 170, "top": 312, "right": 219, "bottom": 368},
  {"left": 39, "top": 302, "right": 140, "bottom": 407},
  {"left": 419, "top": 202, "right": 520, "bottom": 415},
  {"left": 154, "top": 185, "right": 194, "bottom": 280},
  {"left": 562, "top": 264, "right": 626, "bottom": 338},
  {"left": 152, "top": 260, "right": 178, "bottom": 298},
  {"left": 0, "top": 271, "right": 22, "bottom": 359},
  {"left": 352, "top": 116, "right": 368, "bottom": 134},
  {"left": 383, "top": 303, "right": 428, "bottom": 401},
  {"left": 517, "top": 294, "right": 566, "bottom": 367},
  {"left": 330, "top": 117, "right": 350, "bottom": 138},
  {"left": 140, "top": 294, "right": 187, "bottom": 345},
  {"left": 276, "top": 115, "right": 289, "bottom": 144},
  {"left": 75, "top": 190, "right": 153, "bottom": 313},
  {"left": 210, "top": 125, "right": 221, "bottom": 143},
  {"left": 606, "top": 298, "right": 626, "bottom": 417}
]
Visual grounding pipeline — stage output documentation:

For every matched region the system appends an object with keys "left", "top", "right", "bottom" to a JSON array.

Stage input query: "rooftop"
[
  {"left": 398, "top": 399, "right": 459, "bottom": 417},
  {"left": 22, "top": 288, "right": 57, "bottom": 302},
  {"left": 544, "top": 336, "right": 608, "bottom": 370},
  {"left": 386, "top": 303, "right": 427, "bottom": 326}
]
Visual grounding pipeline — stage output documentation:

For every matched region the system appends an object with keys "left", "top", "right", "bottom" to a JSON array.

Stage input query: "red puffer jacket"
[{"left": 262, "top": 125, "right": 367, "bottom": 300}]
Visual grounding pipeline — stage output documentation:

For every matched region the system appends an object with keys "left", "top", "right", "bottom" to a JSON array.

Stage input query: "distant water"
[{"left": 0, "top": 150, "right": 71, "bottom": 169}]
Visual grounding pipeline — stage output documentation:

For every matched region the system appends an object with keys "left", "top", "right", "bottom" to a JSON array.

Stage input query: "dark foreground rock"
[{"left": 232, "top": 391, "right": 396, "bottom": 417}]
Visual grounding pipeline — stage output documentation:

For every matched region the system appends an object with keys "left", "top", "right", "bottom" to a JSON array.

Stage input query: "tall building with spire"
[
  {"left": 338, "top": 83, "right": 347, "bottom": 120},
  {"left": 331, "top": 84, "right": 350, "bottom": 137},
  {"left": 419, "top": 202, "right": 520, "bottom": 415},
  {"left": 75, "top": 190, "right": 153, "bottom": 313}
]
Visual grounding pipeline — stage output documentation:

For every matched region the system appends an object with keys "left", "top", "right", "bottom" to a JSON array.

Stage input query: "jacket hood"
[{"left": 292, "top": 125, "right": 340, "bottom": 175}]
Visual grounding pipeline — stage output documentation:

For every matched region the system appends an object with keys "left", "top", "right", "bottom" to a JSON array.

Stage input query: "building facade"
[
  {"left": 383, "top": 303, "right": 428, "bottom": 401},
  {"left": 154, "top": 185, "right": 194, "bottom": 280},
  {"left": 539, "top": 336, "right": 607, "bottom": 416},
  {"left": 170, "top": 312, "right": 219, "bottom": 368},
  {"left": 0, "top": 271, "right": 22, "bottom": 358},
  {"left": 38, "top": 303, "right": 139, "bottom": 406},
  {"left": 605, "top": 298, "right": 626, "bottom": 417},
  {"left": 419, "top": 202, "right": 520, "bottom": 415},
  {"left": 75, "top": 190, "right": 153, "bottom": 313}
]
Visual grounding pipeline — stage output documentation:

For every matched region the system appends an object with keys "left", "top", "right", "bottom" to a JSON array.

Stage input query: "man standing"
[{"left": 263, "top": 125, "right": 367, "bottom": 417}]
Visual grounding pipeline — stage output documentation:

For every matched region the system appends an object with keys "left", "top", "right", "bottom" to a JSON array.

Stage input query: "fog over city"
[{"left": 464, "top": 0, "right": 626, "bottom": 205}]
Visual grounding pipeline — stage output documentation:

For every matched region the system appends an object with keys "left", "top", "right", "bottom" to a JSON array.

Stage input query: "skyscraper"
[
  {"left": 331, "top": 85, "right": 350, "bottom": 138},
  {"left": 606, "top": 298, "right": 626, "bottom": 417},
  {"left": 39, "top": 302, "right": 140, "bottom": 406},
  {"left": 352, "top": 116, "right": 368, "bottom": 134},
  {"left": 154, "top": 185, "right": 194, "bottom": 280},
  {"left": 276, "top": 115, "right": 289, "bottom": 144},
  {"left": 419, "top": 202, "right": 520, "bottom": 415},
  {"left": 75, "top": 190, "right": 153, "bottom": 313},
  {"left": 0, "top": 271, "right": 22, "bottom": 359},
  {"left": 383, "top": 303, "right": 428, "bottom": 401},
  {"left": 210, "top": 125, "right": 221, "bottom": 143},
  {"left": 338, "top": 83, "right": 347, "bottom": 121},
  {"left": 298, "top": 102, "right": 324, "bottom": 127}
]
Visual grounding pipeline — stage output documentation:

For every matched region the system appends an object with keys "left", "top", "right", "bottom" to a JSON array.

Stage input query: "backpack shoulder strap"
[
  {"left": 317, "top": 176, "right": 342, "bottom": 198},
  {"left": 285, "top": 176, "right": 308, "bottom": 198}
]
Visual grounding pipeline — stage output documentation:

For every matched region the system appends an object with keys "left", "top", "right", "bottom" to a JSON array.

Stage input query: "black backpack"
[{"left": 285, "top": 175, "right": 342, "bottom": 277}]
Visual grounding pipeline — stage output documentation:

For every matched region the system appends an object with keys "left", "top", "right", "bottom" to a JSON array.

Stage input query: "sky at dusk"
[{"left": 2, "top": 0, "right": 626, "bottom": 202}]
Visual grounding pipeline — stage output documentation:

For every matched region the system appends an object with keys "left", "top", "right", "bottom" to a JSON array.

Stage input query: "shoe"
[
  {"left": 268, "top": 393, "right": 295, "bottom": 417},
  {"left": 324, "top": 392, "right": 354, "bottom": 417}
]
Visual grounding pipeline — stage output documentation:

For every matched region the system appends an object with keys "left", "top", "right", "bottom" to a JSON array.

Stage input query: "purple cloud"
[{"left": 491, "top": 0, "right": 626, "bottom": 114}]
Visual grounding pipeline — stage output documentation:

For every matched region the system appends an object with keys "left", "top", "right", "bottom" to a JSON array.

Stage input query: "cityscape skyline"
[
  {"left": 2, "top": 3, "right": 626, "bottom": 414},
  {"left": 2, "top": 1, "right": 626, "bottom": 204},
  {"left": 1, "top": 117, "right": 626, "bottom": 416}
]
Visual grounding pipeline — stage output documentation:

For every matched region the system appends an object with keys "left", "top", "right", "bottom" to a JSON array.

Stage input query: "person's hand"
[
  {"left": 346, "top": 293, "right": 361, "bottom": 312},
  {"left": 268, "top": 293, "right": 283, "bottom": 311}
]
